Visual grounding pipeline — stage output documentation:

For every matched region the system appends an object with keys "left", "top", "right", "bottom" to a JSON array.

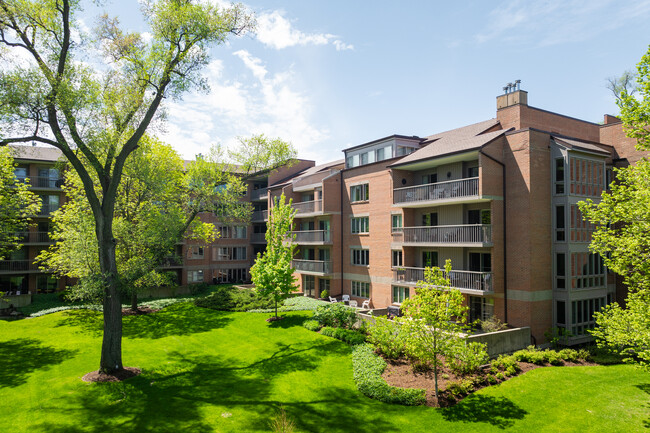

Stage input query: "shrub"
[
  {"left": 351, "top": 344, "right": 426, "bottom": 406},
  {"left": 269, "top": 406, "right": 295, "bottom": 433},
  {"left": 491, "top": 354, "right": 521, "bottom": 373},
  {"left": 367, "top": 316, "right": 406, "bottom": 360},
  {"left": 320, "top": 326, "right": 366, "bottom": 345},
  {"left": 496, "top": 372, "right": 505, "bottom": 381},
  {"left": 577, "top": 348, "right": 592, "bottom": 362},
  {"left": 478, "top": 315, "right": 509, "bottom": 333},
  {"left": 441, "top": 373, "right": 450, "bottom": 380},
  {"left": 447, "top": 341, "right": 489, "bottom": 376},
  {"left": 312, "top": 303, "right": 358, "bottom": 329},
  {"left": 446, "top": 378, "right": 475, "bottom": 398},
  {"left": 319, "top": 289, "right": 329, "bottom": 299},
  {"left": 188, "top": 282, "right": 211, "bottom": 296},
  {"left": 302, "top": 320, "right": 321, "bottom": 332},
  {"left": 505, "top": 365, "right": 517, "bottom": 377},
  {"left": 194, "top": 286, "right": 274, "bottom": 312},
  {"left": 487, "top": 374, "right": 498, "bottom": 384},
  {"left": 558, "top": 348, "right": 579, "bottom": 362}
]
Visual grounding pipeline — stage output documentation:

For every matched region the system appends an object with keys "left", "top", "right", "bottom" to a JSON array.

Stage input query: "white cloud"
[
  {"left": 475, "top": 0, "right": 650, "bottom": 46},
  {"left": 160, "top": 53, "right": 329, "bottom": 162},
  {"left": 256, "top": 10, "right": 353, "bottom": 51}
]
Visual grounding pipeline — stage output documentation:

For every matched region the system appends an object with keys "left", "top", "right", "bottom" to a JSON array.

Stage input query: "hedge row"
[
  {"left": 320, "top": 326, "right": 366, "bottom": 345},
  {"left": 351, "top": 344, "right": 426, "bottom": 406}
]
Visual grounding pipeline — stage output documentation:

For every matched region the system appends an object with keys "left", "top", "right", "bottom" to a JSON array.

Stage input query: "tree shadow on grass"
[
  {"left": 33, "top": 342, "right": 398, "bottom": 433},
  {"left": 0, "top": 338, "right": 77, "bottom": 388},
  {"left": 266, "top": 313, "right": 308, "bottom": 329},
  {"left": 55, "top": 303, "right": 232, "bottom": 339},
  {"left": 441, "top": 394, "right": 528, "bottom": 429},
  {"left": 635, "top": 384, "right": 650, "bottom": 428}
]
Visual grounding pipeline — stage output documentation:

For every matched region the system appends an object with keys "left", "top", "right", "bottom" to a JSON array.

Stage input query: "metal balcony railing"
[
  {"left": 13, "top": 231, "right": 52, "bottom": 243},
  {"left": 392, "top": 267, "right": 494, "bottom": 292},
  {"left": 14, "top": 176, "right": 64, "bottom": 188},
  {"left": 393, "top": 177, "right": 479, "bottom": 205},
  {"left": 398, "top": 224, "right": 491, "bottom": 244},
  {"left": 290, "top": 230, "right": 331, "bottom": 243},
  {"left": 251, "top": 188, "right": 268, "bottom": 201},
  {"left": 0, "top": 260, "right": 41, "bottom": 272},
  {"left": 291, "top": 199, "right": 323, "bottom": 215},
  {"left": 251, "top": 233, "right": 267, "bottom": 243},
  {"left": 38, "top": 204, "right": 60, "bottom": 216},
  {"left": 292, "top": 259, "right": 332, "bottom": 274},
  {"left": 161, "top": 257, "right": 183, "bottom": 267},
  {"left": 251, "top": 210, "right": 269, "bottom": 222}
]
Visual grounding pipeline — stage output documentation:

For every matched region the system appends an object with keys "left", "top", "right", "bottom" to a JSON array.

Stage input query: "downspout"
[
  {"left": 478, "top": 149, "right": 508, "bottom": 323},
  {"left": 339, "top": 170, "right": 344, "bottom": 297}
]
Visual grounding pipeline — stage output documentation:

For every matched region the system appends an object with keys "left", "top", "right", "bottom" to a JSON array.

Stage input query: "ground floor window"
[
  {"left": 36, "top": 275, "right": 58, "bottom": 293},
  {"left": 392, "top": 286, "right": 409, "bottom": 304},
  {"left": 571, "top": 297, "right": 606, "bottom": 336},
  {"left": 469, "top": 296, "right": 494, "bottom": 322},
  {"left": 319, "top": 278, "right": 330, "bottom": 297},
  {"left": 213, "top": 268, "right": 248, "bottom": 284},
  {"left": 304, "top": 275, "right": 315, "bottom": 297},
  {"left": 351, "top": 281, "right": 370, "bottom": 298},
  {"left": 0, "top": 275, "right": 27, "bottom": 294},
  {"left": 188, "top": 270, "right": 204, "bottom": 283}
]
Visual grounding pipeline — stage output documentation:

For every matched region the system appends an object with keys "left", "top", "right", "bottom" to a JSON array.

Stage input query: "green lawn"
[{"left": 1, "top": 303, "right": 648, "bottom": 432}]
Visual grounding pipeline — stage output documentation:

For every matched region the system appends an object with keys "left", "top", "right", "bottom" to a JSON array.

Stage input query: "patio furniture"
[
  {"left": 329, "top": 296, "right": 338, "bottom": 303},
  {"left": 342, "top": 294, "right": 350, "bottom": 302},
  {"left": 348, "top": 300, "right": 358, "bottom": 308},
  {"left": 361, "top": 299, "right": 370, "bottom": 310}
]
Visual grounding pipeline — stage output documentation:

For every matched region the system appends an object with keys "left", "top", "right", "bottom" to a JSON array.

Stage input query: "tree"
[
  {"left": 580, "top": 46, "right": 650, "bottom": 367},
  {"left": 0, "top": 146, "right": 41, "bottom": 260},
  {"left": 36, "top": 136, "right": 230, "bottom": 311},
  {"left": 399, "top": 260, "right": 487, "bottom": 399},
  {"left": 0, "top": 0, "right": 254, "bottom": 373},
  {"left": 606, "top": 70, "right": 637, "bottom": 103},
  {"left": 250, "top": 193, "right": 297, "bottom": 320}
]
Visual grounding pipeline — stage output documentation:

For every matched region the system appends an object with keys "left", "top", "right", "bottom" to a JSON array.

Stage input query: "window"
[
  {"left": 350, "top": 184, "right": 369, "bottom": 202},
  {"left": 469, "top": 297, "right": 495, "bottom": 322},
  {"left": 319, "top": 278, "right": 330, "bottom": 296},
  {"left": 352, "top": 281, "right": 370, "bottom": 298},
  {"left": 422, "top": 212, "right": 438, "bottom": 226},
  {"left": 571, "top": 297, "right": 606, "bottom": 336},
  {"left": 36, "top": 275, "right": 57, "bottom": 293},
  {"left": 569, "top": 157, "right": 604, "bottom": 197},
  {"left": 38, "top": 168, "right": 60, "bottom": 187},
  {"left": 351, "top": 217, "right": 369, "bottom": 234},
  {"left": 556, "top": 253, "right": 566, "bottom": 289},
  {"left": 392, "top": 286, "right": 409, "bottom": 303},
  {"left": 556, "top": 300, "right": 566, "bottom": 326},
  {"left": 304, "top": 275, "right": 315, "bottom": 297},
  {"left": 214, "top": 268, "right": 248, "bottom": 283},
  {"left": 392, "top": 250, "right": 403, "bottom": 267},
  {"left": 188, "top": 270, "right": 204, "bottom": 283},
  {"left": 190, "top": 246, "right": 204, "bottom": 259},
  {"left": 422, "top": 173, "right": 438, "bottom": 184},
  {"left": 556, "top": 206, "right": 565, "bottom": 241},
  {"left": 360, "top": 152, "right": 368, "bottom": 165},
  {"left": 555, "top": 158, "right": 565, "bottom": 194},
  {"left": 346, "top": 154, "right": 360, "bottom": 168},
  {"left": 571, "top": 253, "right": 606, "bottom": 289},
  {"left": 392, "top": 214, "right": 403, "bottom": 232},
  {"left": 40, "top": 195, "right": 60, "bottom": 215},
  {"left": 13, "top": 166, "right": 27, "bottom": 182},
  {"left": 570, "top": 205, "right": 596, "bottom": 242},
  {"left": 467, "top": 166, "right": 479, "bottom": 178},
  {"left": 376, "top": 145, "right": 392, "bottom": 161},
  {"left": 214, "top": 247, "right": 246, "bottom": 261},
  {"left": 396, "top": 146, "right": 414, "bottom": 156},
  {"left": 351, "top": 248, "right": 369, "bottom": 266}
]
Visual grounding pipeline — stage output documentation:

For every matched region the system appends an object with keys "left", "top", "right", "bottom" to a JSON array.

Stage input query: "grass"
[{"left": 0, "top": 303, "right": 648, "bottom": 432}]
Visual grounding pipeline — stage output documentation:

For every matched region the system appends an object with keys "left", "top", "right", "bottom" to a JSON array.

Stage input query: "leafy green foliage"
[
  {"left": 367, "top": 316, "right": 406, "bottom": 359},
  {"left": 320, "top": 327, "right": 366, "bottom": 345},
  {"left": 194, "top": 286, "right": 274, "bottom": 312},
  {"left": 351, "top": 344, "right": 426, "bottom": 406},
  {"left": 475, "top": 315, "right": 508, "bottom": 333},
  {"left": 512, "top": 346, "right": 589, "bottom": 366},
  {"left": 0, "top": 147, "right": 41, "bottom": 260},
  {"left": 312, "top": 303, "right": 358, "bottom": 329},
  {"left": 490, "top": 355, "right": 522, "bottom": 374},
  {"left": 247, "top": 296, "right": 328, "bottom": 313},
  {"left": 445, "top": 378, "right": 476, "bottom": 399},
  {"left": 302, "top": 320, "right": 321, "bottom": 332},
  {"left": 250, "top": 193, "right": 298, "bottom": 319},
  {"left": 446, "top": 341, "right": 489, "bottom": 375}
]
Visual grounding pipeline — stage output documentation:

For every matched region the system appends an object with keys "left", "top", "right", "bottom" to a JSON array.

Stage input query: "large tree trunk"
[{"left": 98, "top": 224, "right": 123, "bottom": 374}]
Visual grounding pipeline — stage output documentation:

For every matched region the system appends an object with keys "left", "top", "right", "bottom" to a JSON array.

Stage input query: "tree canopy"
[{"left": 0, "top": 146, "right": 41, "bottom": 260}]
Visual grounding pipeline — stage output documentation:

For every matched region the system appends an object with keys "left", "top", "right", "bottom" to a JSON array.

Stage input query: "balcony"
[
  {"left": 392, "top": 267, "right": 493, "bottom": 294},
  {"left": 292, "top": 199, "right": 323, "bottom": 216},
  {"left": 251, "top": 233, "right": 267, "bottom": 243},
  {"left": 37, "top": 204, "right": 60, "bottom": 216},
  {"left": 251, "top": 210, "right": 268, "bottom": 222},
  {"left": 293, "top": 259, "right": 332, "bottom": 274},
  {"left": 289, "top": 230, "right": 331, "bottom": 244},
  {"left": 15, "top": 176, "right": 64, "bottom": 189},
  {"left": 251, "top": 188, "right": 268, "bottom": 201},
  {"left": 14, "top": 231, "right": 53, "bottom": 244},
  {"left": 393, "top": 224, "right": 492, "bottom": 247},
  {"left": 161, "top": 257, "right": 183, "bottom": 268},
  {"left": 393, "top": 177, "right": 484, "bottom": 207},
  {"left": 0, "top": 260, "right": 42, "bottom": 273}
]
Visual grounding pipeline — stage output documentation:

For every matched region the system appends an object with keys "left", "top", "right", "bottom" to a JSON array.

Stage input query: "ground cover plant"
[{"left": 0, "top": 303, "right": 648, "bottom": 432}]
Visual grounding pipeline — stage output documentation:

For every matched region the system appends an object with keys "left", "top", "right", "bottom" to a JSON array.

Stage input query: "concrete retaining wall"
[
  {"left": 467, "top": 327, "right": 531, "bottom": 357},
  {"left": 0, "top": 294, "right": 32, "bottom": 309}
]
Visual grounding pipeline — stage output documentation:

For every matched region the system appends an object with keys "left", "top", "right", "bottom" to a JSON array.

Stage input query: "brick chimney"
[
  {"left": 497, "top": 89, "right": 528, "bottom": 110},
  {"left": 603, "top": 114, "right": 621, "bottom": 124}
]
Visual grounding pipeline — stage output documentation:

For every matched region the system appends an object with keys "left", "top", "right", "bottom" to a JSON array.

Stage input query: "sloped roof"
[
  {"left": 553, "top": 136, "right": 612, "bottom": 156},
  {"left": 10, "top": 145, "right": 63, "bottom": 162},
  {"left": 422, "top": 118, "right": 500, "bottom": 143},
  {"left": 391, "top": 127, "right": 508, "bottom": 167}
]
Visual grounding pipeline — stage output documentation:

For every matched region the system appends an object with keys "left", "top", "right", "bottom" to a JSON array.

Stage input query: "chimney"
[
  {"left": 603, "top": 114, "right": 621, "bottom": 125},
  {"left": 497, "top": 80, "right": 528, "bottom": 109}
]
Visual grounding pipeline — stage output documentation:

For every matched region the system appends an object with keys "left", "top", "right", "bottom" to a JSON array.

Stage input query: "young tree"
[
  {"left": 580, "top": 46, "right": 650, "bottom": 367},
  {"left": 0, "top": 146, "right": 41, "bottom": 260},
  {"left": 250, "top": 193, "right": 297, "bottom": 320},
  {"left": 0, "top": 0, "right": 254, "bottom": 373},
  {"left": 399, "top": 260, "right": 487, "bottom": 399}
]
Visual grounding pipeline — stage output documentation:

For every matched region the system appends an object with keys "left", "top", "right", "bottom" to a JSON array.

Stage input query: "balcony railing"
[
  {"left": 292, "top": 259, "right": 332, "bottom": 274},
  {"left": 392, "top": 267, "right": 493, "bottom": 292},
  {"left": 396, "top": 224, "right": 491, "bottom": 245},
  {"left": 161, "top": 257, "right": 183, "bottom": 267},
  {"left": 15, "top": 176, "right": 64, "bottom": 188},
  {"left": 14, "top": 231, "right": 52, "bottom": 243},
  {"left": 292, "top": 199, "right": 323, "bottom": 215},
  {"left": 290, "top": 230, "right": 331, "bottom": 243},
  {"left": 251, "top": 233, "right": 267, "bottom": 243},
  {"left": 37, "top": 204, "right": 60, "bottom": 216},
  {"left": 0, "top": 260, "right": 41, "bottom": 272},
  {"left": 251, "top": 188, "right": 268, "bottom": 201},
  {"left": 393, "top": 177, "right": 479, "bottom": 205},
  {"left": 251, "top": 210, "right": 268, "bottom": 222}
]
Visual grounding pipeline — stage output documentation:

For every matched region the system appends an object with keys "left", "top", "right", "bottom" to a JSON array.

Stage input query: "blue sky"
[{"left": 83, "top": 0, "right": 650, "bottom": 164}]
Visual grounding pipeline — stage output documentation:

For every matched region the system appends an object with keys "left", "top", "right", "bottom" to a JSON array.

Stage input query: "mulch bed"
[
  {"left": 382, "top": 357, "right": 598, "bottom": 407},
  {"left": 82, "top": 367, "right": 142, "bottom": 383},
  {"left": 266, "top": 316, "right": 285, "bottom": 322},
  {"left": 121, "top": 307, "right": 160, "bottom": 316}
]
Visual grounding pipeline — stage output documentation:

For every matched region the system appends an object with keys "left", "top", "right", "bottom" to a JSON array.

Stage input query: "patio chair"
[
  {"left": 361, "top": 299, "right": 371, "bottom": 310},
  {"left": 329, "top": 296, "right": 338, "bottom": 303},
  {"left": 348, "top": 300, "right": 358, "bottom": 308},
  {"left": 342, "top": 294, "right": 350, "bottom": 302}
]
